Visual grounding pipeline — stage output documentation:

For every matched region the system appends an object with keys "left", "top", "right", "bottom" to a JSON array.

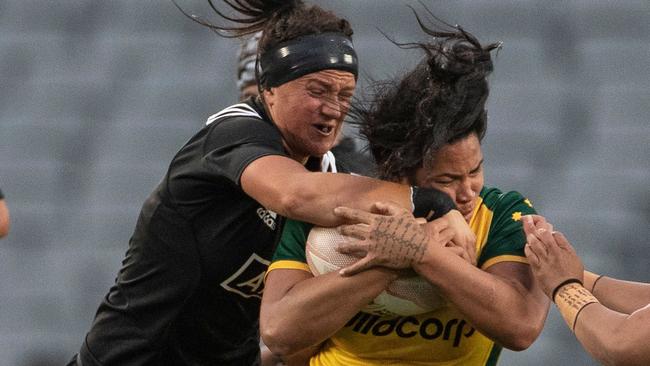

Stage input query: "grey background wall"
[{"left": 0, "top": 1, "right": 648, "bottom": 365}]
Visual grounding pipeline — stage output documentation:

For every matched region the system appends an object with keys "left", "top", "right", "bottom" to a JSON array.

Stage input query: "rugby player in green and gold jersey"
[{"left": 260, "top": 17, "right": 550, "bottom": 366}]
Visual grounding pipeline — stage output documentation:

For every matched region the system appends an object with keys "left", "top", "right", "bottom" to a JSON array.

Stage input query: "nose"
[
  {"left": 321, "top": 99, "right": 343, "bottom": 119},
  {"left": 456, "top": 179, "right": 476, "bottom": 204}
]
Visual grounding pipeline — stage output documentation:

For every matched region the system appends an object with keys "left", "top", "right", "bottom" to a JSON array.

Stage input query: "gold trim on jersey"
[
  {"left": 480, "top": 255, "right": 528, "bottom": 270},
  {"left": 264, "top": 260, "right": 310, "bottom": 282},
  {"left": 468, "top": 196, "right": 491, "bottom": 257}
]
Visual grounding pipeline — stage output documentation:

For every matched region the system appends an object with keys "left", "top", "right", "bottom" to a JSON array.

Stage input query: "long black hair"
[{"left": 352, "top": 9, "right": 501, "bottom": 181}]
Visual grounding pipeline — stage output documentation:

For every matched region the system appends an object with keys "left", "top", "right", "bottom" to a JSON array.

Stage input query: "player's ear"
[{"left": 262, "top": 88, "right": 276, "bottom": 107}]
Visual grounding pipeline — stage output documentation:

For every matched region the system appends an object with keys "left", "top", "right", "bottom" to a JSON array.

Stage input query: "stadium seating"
[{"left": 0, "top": 1, "right": 648, "bottom": 365}]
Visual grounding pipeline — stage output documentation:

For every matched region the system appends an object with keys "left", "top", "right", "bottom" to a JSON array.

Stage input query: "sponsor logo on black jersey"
[
  {"left": 345, "top": 312, "right": 475, "bottom": 347},
  {"left": 257, "top": 207, "right": 277, "bottom": 230},
  {"left": 220, "top": 253, "right": 270, "bottom": 299}
]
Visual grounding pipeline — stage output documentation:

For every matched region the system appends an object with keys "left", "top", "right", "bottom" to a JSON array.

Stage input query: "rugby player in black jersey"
[{"left": 68, "top": 1, "right": 475, "bottom": 365}]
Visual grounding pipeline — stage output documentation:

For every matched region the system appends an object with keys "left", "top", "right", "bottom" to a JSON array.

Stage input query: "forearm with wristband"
[
  {"left": 411, "top": 186, "right": 456, "bottom": 221},
  {"left": 584, "top": 270, "right": 605, "bottom": 294},
  {"left": 552, "top": 278, "right": 600, "bottom": 332}
]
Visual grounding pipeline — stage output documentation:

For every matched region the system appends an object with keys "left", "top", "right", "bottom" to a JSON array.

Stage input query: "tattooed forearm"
[
  {"left": 334, "top": 202, "right": 455, "bottom": 274},
  {"left": 371, "top": 216, "right": 429, "bottom": 266}
]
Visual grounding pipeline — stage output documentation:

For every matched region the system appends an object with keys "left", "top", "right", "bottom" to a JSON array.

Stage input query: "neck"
[{"left": 282, "top": 141, "right": 309, "bottom": 165}]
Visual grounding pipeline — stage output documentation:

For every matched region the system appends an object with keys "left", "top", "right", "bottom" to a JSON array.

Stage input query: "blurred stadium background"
[{"left": 0, "top": 1, "right": 648, "bottom": 365}]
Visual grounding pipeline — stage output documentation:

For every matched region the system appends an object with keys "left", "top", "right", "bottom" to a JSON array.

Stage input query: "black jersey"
[
  {"left": 0, "top": 188, "right": 4, "bottom": 199},
  {"left": 79, "top": 98, "right": 338, "bottom": 366}
]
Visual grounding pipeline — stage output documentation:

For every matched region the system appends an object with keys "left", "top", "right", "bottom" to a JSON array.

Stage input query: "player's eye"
[
  {"left": 308, "top": 88, "right": 326, "bottom": 97},
  {"left": 338, "top": 93, "right": 352, "bottom": 101}
]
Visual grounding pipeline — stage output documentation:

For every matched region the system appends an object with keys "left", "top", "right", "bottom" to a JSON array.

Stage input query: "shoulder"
[
  {"left": 477, "top": 187, "right": 535, "bottom": 267},
  {"left": 206, "top": 102, "right": 263, "bottom": 126},
  {"left": 202, "top": 102, "right": 281, "bottom": 144},
  {"left": 479, "top": 187, "right": 535, "bottom": 213},
  {"left": 205, "top": 102, "right": 273, "bottom": 132},
  {"left": 478, "top": 186, "right": 536, "bottom": 234}
]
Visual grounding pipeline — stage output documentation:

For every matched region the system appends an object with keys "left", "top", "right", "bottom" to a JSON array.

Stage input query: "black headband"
[{"left": 259, "top": 32, "right": 358, "bottom": 88}]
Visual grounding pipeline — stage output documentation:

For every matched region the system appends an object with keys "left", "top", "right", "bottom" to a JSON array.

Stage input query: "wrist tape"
[
  {"left": 551, "top": 278, "right": 582, "bottom": 300},
  {"left": 554, "top": 282, "right": 599, "bottom": 332}
]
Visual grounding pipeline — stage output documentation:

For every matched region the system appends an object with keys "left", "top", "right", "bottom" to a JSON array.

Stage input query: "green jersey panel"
[
  {"left": 475, "top": 187, "right": 537, "bottom": 269},
  {"left": 272, "top": 219, "right": 313, "bottom": 263}
]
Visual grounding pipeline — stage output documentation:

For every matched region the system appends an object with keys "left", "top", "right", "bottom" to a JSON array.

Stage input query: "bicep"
[
  {"left": 240, "top": 155, "right": 310, "bottom": 212},
  {"left": 241, "top": 155, "right": 413, "bottom": 226},
  {"left": 262, "top": 269, "right": 313, "bottom": 314},
  {"left": 486, "top": 261, "right": 549, "bottom": 310},
  {"left": 241, "top": 155, "right": 405, "bottom": 226},
  {"left": 486, "top": 261, "right": 534, "bottom": 290}
]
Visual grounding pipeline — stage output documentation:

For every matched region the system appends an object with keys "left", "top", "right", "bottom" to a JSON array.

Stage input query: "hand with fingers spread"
[
  {"left": 522, "top": 215, "right": 584, "bottom": 298},
  {"left": 333, "top": 201, "right": 454, "bottom": 276}
]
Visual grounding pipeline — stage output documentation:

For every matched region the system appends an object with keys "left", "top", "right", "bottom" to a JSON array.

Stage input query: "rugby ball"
[{"left": 306, "top": 226, "right": 446, "bottom": 317}]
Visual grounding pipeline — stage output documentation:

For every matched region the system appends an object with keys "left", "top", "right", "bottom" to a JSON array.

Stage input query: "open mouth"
[{"left": 314, "top": 124, "right": 334, "bottom": 135}]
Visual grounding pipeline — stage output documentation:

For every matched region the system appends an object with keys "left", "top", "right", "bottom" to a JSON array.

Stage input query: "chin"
[
  {"left": 461, "top": 208, "right": 475, "bottom": 223},
  {"left": 313, "top": 144, "right": 335, "bottom": 156}
]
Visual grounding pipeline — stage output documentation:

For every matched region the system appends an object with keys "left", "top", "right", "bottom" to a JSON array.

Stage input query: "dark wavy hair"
[
  {"left": 352, "top": 11, "right": 500, "bottom": 181},
  {"left": 172, "top": 1, "right": 353, "bottom": 88}
]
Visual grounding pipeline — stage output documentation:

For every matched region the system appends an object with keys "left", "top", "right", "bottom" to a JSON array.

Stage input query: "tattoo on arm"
[{"left": 371, "top": 216, "right": 428, "bottom": 266}]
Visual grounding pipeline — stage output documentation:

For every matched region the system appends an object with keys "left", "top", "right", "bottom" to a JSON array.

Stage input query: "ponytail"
[
  {"left": 352, "top": 8, "right": 500, "bottom": 181},
  {"left": 171, "top": 0, "right": 303, "bottom": 37}
]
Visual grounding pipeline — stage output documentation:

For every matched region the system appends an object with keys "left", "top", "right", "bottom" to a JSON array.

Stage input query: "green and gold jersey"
[{"left": 267, "top": 186, "right": 537, "bottom": 366}]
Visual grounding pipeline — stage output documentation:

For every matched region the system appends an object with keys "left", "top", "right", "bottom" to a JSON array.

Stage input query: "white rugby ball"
[{"left": 306, "top": 226, "right": 446, "bottom": 317}]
